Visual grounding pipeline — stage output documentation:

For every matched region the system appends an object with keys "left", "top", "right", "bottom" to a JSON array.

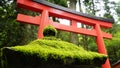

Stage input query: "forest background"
[{"left": 0, "top": 0, "right": 120, "bottom": 67}]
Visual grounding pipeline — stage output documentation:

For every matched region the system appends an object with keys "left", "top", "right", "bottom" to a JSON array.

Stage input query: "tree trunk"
[{"left": 68, "top": 0, "right": 79, "bottom": 45}]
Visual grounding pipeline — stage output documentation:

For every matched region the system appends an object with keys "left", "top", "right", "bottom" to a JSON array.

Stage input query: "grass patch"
[{"left": 10, "top": 37, "right": 107, "bottom": 65}]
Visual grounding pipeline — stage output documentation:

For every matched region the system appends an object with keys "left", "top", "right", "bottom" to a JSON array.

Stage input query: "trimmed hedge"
[{"left": 7, "top": 37, "right": 107, "bottom": 65}]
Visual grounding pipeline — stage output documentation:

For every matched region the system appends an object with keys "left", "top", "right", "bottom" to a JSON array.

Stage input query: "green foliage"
[
  {"left": 10, "top": 38, "right": 107, "bottom": 65},
  {"left": 0, "top": 19, "right": 21, "bottom": 47},
  {"left": 0, "top": 0, "right": 19, "bottom": 47},
  {"left": 46, "top": 0, "right": 68, "bottom": 7},
  {"left": 0, "top": 0, "right": 17, "bottom": 19},
  {"left": 57, "top": 31, "right": 70, "bottom": 42},
  {"left": 43, "top": 25, "right": 57, "bottom": 37},
  {"left": 0, "top": 0, "right": 38, "bottom": 47},
  {"left": 104, "top": 13, "right": 114, "bottom": 19},
  {"left": 83, "top": 0, "right": 96, "bottom": 15},
  {"left": 105, "top": 31, "right": 120, "bottom": 63},
  {"left": 117, "top": 1, "right": 120, "bottom": 22}
]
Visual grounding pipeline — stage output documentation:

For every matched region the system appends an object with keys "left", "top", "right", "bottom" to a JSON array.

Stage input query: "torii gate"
[{"left": 16, "top": 0, "right": 114, "bottom": 68}]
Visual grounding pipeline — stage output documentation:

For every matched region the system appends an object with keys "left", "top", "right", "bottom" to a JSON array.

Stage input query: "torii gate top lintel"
[
  {"left": 17, "top": 0, "right": 114, "bottom": 68},
  {"left": 33, "top": 0, "right": 114, "bottom": 24}
]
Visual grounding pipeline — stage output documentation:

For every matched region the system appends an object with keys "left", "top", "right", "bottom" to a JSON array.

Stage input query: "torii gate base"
[{"left": 16, "top": 0, "right": 114, "bottom": 68}]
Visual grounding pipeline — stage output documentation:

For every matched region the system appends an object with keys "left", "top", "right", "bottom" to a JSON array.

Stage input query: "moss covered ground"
[{"left": 9, "top": 37, "right": 107, "bottom": 65}]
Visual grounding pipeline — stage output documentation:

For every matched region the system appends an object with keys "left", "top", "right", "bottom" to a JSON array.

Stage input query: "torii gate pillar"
[
  {"left": 95, "top": 24, "right": 111, "bottom": 68},
  {"left": 38, "top": 10, "right": 49, "bottom": 38}
]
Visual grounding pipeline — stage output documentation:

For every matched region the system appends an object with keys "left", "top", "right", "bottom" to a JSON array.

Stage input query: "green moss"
[
  {"left": 10, "top": 37, "right": 107, "bottom": 65},
  {"left": 43, "top": 25, "right": 57, "bottom": 37}
]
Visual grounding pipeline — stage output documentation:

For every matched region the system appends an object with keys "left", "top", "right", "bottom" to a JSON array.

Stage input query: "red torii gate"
[{"left": 16, "top": 0, "right": 114, "bottom": 68}]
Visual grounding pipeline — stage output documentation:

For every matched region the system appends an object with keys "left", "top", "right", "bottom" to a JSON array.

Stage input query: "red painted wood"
[
  {"left": 17, "top": 0, "right": 112, "bottom": 28},
  {"left": 17, "top": 14, "right": 40, "bottom": 25},
  {"left": 71, "top": 20, "right": 77, "bottom": 28},
  {"left": 95, "top": 24, "right": 111, "bottom": 68},
  {"left": 102, "top": 32, "right": 112, "bottom": 39},
  {"left": 38, "top": 10, "right": 49, "bottom": 39},
  {"left": 51, "top": 22, "right": 97, "bottom": 36},
  {"left": 17, "top": 14, "right": 112, "bottom": 39}
]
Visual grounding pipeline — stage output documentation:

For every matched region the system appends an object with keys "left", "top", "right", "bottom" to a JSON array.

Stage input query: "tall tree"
[
  {"left": 84, "top": 0, "right": 95, "bottom": 15},
  {"left": 116, "top": 1, "right": 120, "bottom": 23},
  {"left": 103, "top": 0, "right": 115, "bottom": 19},
  {"left": 67, "top": 0, "right": 79, "bottom": 45},
  {"left": 79, "top": 0, "right": 97, "bottom": 50}
]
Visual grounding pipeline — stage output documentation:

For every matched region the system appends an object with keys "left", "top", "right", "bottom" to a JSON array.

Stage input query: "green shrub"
[{"left": 43, "top": 25, "right": 57, "bottom": 37}]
